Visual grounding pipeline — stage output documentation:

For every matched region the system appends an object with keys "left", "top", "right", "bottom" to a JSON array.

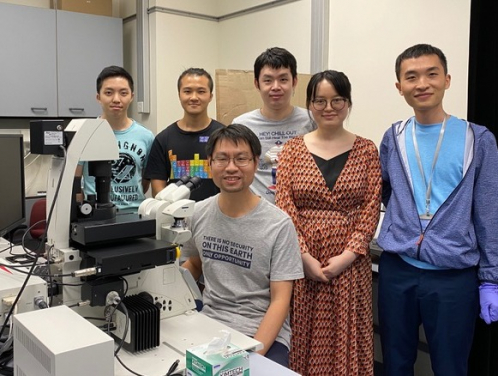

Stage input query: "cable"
[
  {"left": 54, "top": 282, "right": 84, "bottom": 287},
  {"left": 115, "top": 354, "right": 145, "bottom": 376},
  {"left": 0, "top": 254, "right": 38, "bottom": 340},
  {"left": 165, "top": 359, "right": 180, "bottom": 376},
  {"left": 20, "top": 219, "right": 46, "bottom": 258},
  {"left": 45, "top": 244, "right": 54, "bottom": 307},
  {"left": 23, "top": 152, "right": 41, "bottom": 169},
  {"left": 112, "top": 300, "right": 129, "bottom": 356},
  {"left": 110, "top": 297, "right": 145, "bottom": 376},
  {"left": 0, "top": 146, "right": 67, "bottom": 340},
  {"left": 0, "top": 245, "right": 13, "bottom": 254},
  {"left": 121, "top": 276, "right": 129, "bottom": 296}
]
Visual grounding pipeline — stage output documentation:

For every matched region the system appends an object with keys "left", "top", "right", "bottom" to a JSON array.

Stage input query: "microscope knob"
[
  {"left": 138, "top": 291, "right": 154, "bottom": 303},
  {"left": 80, "top": 202, "right": 93, "bottom": 216}
]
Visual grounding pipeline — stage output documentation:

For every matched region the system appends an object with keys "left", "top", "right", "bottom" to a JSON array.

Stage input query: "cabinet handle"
[
  {"left": 69, "top": 108, "right": 85, "bottom": 112},
  {"left": 31, "top": 107, "right": 48, "bottom": 112}
]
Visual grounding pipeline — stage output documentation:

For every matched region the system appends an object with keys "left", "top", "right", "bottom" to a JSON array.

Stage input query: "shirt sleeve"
[
  {"left": 269, "top": 216, "right": 304, "bottom": 281},
  {"left": 143, "top": 135, "right": 171, "bottom": 181}
]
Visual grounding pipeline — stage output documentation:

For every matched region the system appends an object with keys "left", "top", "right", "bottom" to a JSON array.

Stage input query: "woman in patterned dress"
[{"left": 275, "top": 70, "right": 382, "bottom": 376}]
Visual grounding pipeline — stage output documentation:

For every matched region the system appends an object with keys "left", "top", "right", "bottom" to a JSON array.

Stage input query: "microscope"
[{"left": 29, "top": 118, "right": 201, "bottom": 352}]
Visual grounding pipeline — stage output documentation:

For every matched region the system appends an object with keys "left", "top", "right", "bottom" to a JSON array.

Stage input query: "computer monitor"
[{"left": 0, "top": 134, "right": 25, "bottom": 239}]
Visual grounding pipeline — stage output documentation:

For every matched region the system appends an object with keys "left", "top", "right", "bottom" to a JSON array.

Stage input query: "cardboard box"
[
  {"left": 186, "top": 343, "right": 250, "bottom": 376},
  {"left": 215, "top": 69, "right": 311, "bottom": 125},
  {"left": 53, "top": 0, "right": 113, "bottom": 17}
]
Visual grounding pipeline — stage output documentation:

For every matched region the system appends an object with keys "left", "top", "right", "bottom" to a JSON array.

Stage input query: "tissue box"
[{"left": 186, "top": 343, "right": 250, "bottom": 376}]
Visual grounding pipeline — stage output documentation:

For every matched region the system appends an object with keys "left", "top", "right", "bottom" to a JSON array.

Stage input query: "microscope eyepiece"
[
  {"left": 186, "top": 176, "right": 202, "bottom": 191},
  {"left": 176, "top": 176, "right": 191, "bottom": 186}
]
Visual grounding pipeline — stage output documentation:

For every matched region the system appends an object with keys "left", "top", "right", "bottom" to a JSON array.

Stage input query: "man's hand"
[{"left": 479, "top": 283, "right": 498, "bottom": 324}]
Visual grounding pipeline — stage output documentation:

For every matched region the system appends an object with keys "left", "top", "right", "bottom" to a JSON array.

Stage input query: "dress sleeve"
[
  {"left": 275, "top": 140, "right": 310, "bottom": 254},
  {"left": 344, "top": 141, "right": 382, "bottom": 256}
]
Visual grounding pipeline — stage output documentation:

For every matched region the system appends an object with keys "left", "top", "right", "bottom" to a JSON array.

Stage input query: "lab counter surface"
[
  {"left": 115, "top": 312, "right": 299, "bottom": 376},
  {"left": 116, "top": 350, "right": 299, "bottom": 376},
  {"left": 2, "top": 243, "right": 299, "bottom": 376}
]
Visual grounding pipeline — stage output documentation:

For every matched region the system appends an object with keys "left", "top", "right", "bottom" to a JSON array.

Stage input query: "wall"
[
  {"left": 124, "top": 0, "right": 470, "bottom": 146},
  {"left": 0, "top": 0, "right": 473, "bottom": 193},
  {"left": 327, "top": 0, "right": 471, "bottom": 145},
  {"left": 151, "top": 7, "right": 219, "bottom": 133},
  {"left": 217, "top": 0, "right": 311, "bottom": 74},
  {"left": 123, "top": 0, "right": 311, "bottom": 134},
  {"left": 0, "top": 0, "right": 50, "bottom": 7}
]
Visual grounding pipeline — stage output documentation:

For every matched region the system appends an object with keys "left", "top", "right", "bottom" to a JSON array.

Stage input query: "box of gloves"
[{"left": 186, "top": 331, "right": 249, "bottom": 376}]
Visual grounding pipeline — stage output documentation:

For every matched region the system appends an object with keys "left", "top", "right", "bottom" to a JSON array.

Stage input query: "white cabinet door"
[
  {"left": 56, "top": 11, "right": 123, "bottom": 118},
  {"left": 0, "top": 3, "right": 57, "bottom": 117}
]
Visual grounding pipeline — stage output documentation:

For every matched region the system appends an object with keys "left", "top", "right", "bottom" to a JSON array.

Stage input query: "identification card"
[{"left": 419, "top": 214, "right": 433, "bottom": 220}]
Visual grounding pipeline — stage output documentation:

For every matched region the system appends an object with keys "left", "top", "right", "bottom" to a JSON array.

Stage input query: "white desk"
[
  {"left": 115, "top": 311, "right": 299, "bottom": 376},
  {"left": 250, "top": 353, "right": 300, "bottom": 375},
  {"left": 1, "top": 242, "right": 298, "bottom": 376}
]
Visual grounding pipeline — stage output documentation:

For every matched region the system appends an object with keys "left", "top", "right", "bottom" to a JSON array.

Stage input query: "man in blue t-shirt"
[
  {"left": 76, "top": 66, "right": 154, "bottom": 211},
  {"left": 377, "top": 44, "right": 498, "bottom": 376}
]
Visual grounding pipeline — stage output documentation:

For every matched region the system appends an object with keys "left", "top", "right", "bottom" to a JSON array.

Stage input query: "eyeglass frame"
[
  {"left": 210, "top": 156, "right": 255, "bottom": 168},
  {"left": 311, "top": 97, "right": 348, "bottom": 111}
]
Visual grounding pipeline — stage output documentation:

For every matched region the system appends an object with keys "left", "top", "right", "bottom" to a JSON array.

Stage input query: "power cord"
[
  {"left": 0, "top": 145, "right": 66, "bottom": 350},
  {"left": 107, "top": 293, "right": 182, "bottom": 376}
]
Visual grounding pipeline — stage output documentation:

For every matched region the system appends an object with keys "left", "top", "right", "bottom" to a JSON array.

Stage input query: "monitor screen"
[{"left": 0, "top": 134, "right": 25, "bottom": 239}]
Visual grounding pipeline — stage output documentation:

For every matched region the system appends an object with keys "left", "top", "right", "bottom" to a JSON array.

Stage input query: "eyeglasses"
[
  {"left": 311, "top": 97, "right": 347, "bottom": 111},
  {"left": 211, "top": 156, "right": 254, "bottom": 167}
]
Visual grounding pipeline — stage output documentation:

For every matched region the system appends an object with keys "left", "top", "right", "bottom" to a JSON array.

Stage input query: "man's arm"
[
  {"left": 253, "top": 280, "right": 293, "bottom": 355},
  {"left": 182, "top": 256, "right": 203, "bottom": 281},
  {"left": 142, "top": 177, "right": 151, "bottom": 195},
  {"left": 151, "top": 179, "right": 168, "bottom": 198}
]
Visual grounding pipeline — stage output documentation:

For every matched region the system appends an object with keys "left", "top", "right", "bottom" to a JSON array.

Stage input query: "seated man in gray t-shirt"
[{"left": 182, "top": 124, "right": 303, "bottom": 368}]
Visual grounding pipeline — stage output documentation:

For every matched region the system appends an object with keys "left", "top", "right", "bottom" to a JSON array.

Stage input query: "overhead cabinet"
[
  {"left": 0, "top": 3, "right": 122, "bottom": 118},
  {"left": 0, "top": 4, "right": 57, "bottom": 117}
]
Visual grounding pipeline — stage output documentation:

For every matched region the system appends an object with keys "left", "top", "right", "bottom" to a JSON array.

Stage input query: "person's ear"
[{"left": 395, "top": 82, "right": 403, "bottom": 96}]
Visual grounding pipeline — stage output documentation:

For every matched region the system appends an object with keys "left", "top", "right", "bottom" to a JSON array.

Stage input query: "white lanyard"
[{"left": 411, "top": 115, "right": 448, "bottom": 219}]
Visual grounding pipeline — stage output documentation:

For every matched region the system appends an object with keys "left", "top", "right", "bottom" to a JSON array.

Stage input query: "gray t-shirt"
[
  {"left": 182, "top": 195, "right": 304, "bottom": 349},
  {"left": 233, "top": 107, "right": 314, "bottom": 203}
]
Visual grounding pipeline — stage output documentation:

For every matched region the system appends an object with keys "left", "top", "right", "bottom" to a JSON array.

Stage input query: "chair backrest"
[{"left": 29, "top": 198, "right": 46, "bottom": 239}]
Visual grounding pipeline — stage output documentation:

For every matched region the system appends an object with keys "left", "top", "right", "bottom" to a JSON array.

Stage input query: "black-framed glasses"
[
  {"left": 312, "top": 97, "right": 347, "bottom": 111},
  {"left": 211, "top": 156, "right": 254, "bottom": 167}
]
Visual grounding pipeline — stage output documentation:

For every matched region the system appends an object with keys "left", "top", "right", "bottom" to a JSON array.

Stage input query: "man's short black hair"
[
  {"left": 177, "top": 68, "right": 214, "bottom": 93},
  {"left": 206, "top": 124, "right": 261, "bottom": 159},
  {"left": 254, "top": 47, "right": 297, "bottom": 82},
  {"left": 96, "top": 65, "right": 134, "bottom": 93},
  {"left": 395, "top": 44, "right": 448, "bottom": 81}
]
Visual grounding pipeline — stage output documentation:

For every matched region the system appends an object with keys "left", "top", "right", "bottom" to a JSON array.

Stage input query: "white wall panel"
[
  {"left": 218, "top": 1, "right": 312, "bottom": 74},
  {"left": 328, "top": 0, "right": 471, "bottom": 145},
  {"left": 152, "top": 12, "right": 219, "bottom": 133}
]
